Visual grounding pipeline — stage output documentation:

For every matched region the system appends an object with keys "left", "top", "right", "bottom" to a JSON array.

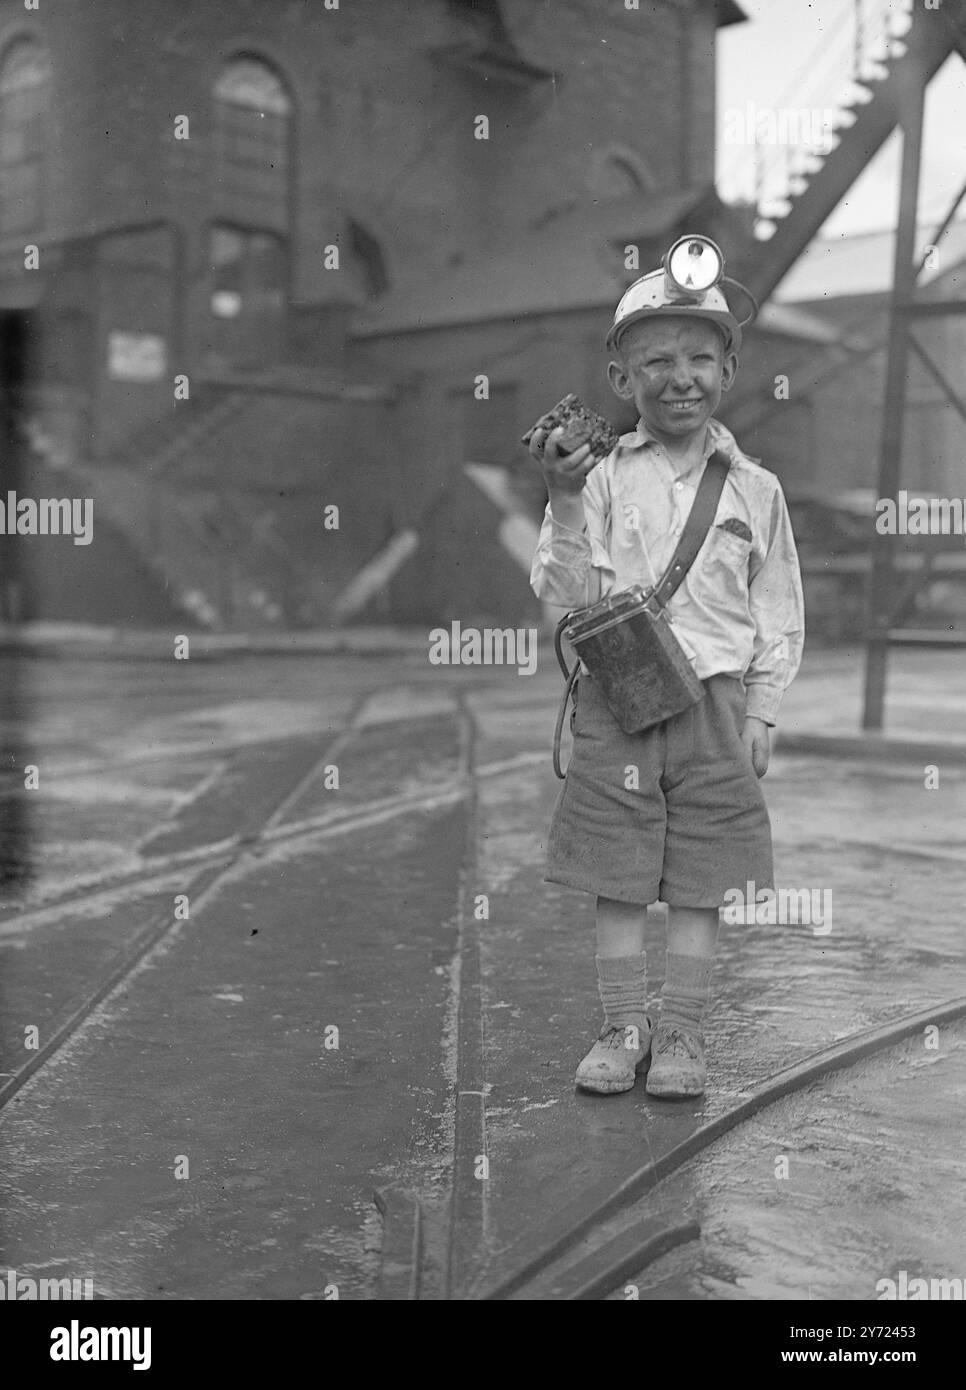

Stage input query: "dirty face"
[{"left": 607, "top": 317, "right": 737, "bottom": 448}]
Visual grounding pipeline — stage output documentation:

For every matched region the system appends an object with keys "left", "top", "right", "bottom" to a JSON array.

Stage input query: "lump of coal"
[{"left": 521, "top": 393, "right": 621, "bottom": 463}]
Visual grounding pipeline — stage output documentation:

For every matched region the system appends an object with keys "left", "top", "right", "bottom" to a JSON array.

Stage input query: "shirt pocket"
[{"left": 701, "top": 525, "right": 754, "bottom": 596}]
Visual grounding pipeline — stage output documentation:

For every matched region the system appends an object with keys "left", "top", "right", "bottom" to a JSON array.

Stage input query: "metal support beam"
[
  {"left": 889, "top": 551, "right": 936, "bottom": 628},
  {"left": 862, "top": 61, "right": 927, "bottom": 730},
  {"left": 894, "top": 299, "right": 966, "bottom": 320},
  {"left": 914, "top": 173, "right": 966, "bottom": 282},
  {"left": 907, "top": 333, "right": 966, "bottom": 428},
  {"left": 886, "top": 630, "right": 966, "bottom": 649}
]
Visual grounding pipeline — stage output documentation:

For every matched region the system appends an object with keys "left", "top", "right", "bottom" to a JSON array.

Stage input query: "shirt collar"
[{"left": 616, "top": 416, "right": 738, "bottom": 464}]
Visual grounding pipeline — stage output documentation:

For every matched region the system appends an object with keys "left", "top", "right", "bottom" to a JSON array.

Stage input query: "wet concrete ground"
[
  {"left": 0, "top": 646, "right": 964, "bottom": 1298},
  {"left": 618, "top": 1022, "right": 966, "bottom": 1301},
  {"left": 465, "top": 668, "right": 966, "bottom": 1299}
]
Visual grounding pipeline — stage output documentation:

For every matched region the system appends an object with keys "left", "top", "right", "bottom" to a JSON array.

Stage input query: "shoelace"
[
  {"left": 597, "top": 1024, "right": 645, "bottom": 1051},
  {"left": 655, "top": 1026, "right": 702, "bottom": 1059}
]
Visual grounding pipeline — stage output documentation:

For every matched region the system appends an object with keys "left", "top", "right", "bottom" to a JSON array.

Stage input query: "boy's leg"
[
  {"left": 650, "top": 676, "right": 772, "bottom": 1098},
  {"left": 646, "top": 905, "right": 718, "bottom": 1098},
  {"left": 575, "top": 897, "right": 651, "bottom": 1094},
  {"left": 597, "top": 897, "right": 646, "bottom": 960}
]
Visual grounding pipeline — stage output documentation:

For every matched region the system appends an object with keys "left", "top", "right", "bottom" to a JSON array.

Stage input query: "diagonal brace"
[{"left": 907, "top": 332, "right": 966, "bottom": 428}]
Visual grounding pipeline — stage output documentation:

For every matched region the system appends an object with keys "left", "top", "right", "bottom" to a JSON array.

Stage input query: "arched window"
[
  {"left": 210, "top": 57, "right": 292, "bottom": 369},
  {"left": 213, "top": 57, "right": 291, "bottom": 230},
  {"left": 0, "top": 39, "right": 50, "bottom": 239}
]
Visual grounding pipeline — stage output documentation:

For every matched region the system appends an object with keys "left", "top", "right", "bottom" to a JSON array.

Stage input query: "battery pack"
[{"left": 564, "top": 586, "right": 705, "bottom": 734}]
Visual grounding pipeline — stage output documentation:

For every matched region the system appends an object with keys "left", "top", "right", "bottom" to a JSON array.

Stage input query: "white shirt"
[{"left": 530, "top": 417, "right": 805, "bottom": 725}]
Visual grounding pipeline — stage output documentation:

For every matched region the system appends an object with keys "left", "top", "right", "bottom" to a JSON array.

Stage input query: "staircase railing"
[
  {"left": 728, "top": 0, "right": 964, "bottom": 305},
  {"left": 718, "top": 0, "right": 915, "bottom": 241}
]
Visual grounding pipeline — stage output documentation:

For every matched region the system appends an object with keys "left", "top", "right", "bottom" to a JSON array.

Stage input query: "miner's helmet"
[{"left": 605, "top": 235, "right": 758, "bottom": 356}]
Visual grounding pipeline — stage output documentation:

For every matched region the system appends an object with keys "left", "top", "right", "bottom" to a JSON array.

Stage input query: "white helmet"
[{"left": 605, "top": 236, "right": 756, "bottom": 356}]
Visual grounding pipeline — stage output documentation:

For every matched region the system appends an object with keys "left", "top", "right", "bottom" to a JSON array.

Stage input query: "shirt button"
[{"left": 675, "top": 481, "right": 684, "bottom": 491}]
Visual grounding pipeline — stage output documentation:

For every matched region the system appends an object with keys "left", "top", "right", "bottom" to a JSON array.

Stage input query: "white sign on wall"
[{"left": 107, "top": 332, "right": 167, "bottom": 382}]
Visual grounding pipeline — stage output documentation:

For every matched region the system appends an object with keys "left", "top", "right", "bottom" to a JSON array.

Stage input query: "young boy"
[{"left": 528, "top": 246, "right": 805, "bottom": 1099}]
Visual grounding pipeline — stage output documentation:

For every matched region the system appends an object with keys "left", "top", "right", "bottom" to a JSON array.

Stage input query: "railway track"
[
  {"left": 3, "top": 678, "right": 963, "bottom": 1301},
  {"left": 389, "top": 690, "right": 966, "bottom": 1300},
  {"left": 0, "top": 685, "right": 472, "bottom": 1112},
  {"left": 464, "top": 996, "right": 966, "bottom": 1300},
  {"left": 382, "top": 830, "right": 966, "bottom": 1303}
]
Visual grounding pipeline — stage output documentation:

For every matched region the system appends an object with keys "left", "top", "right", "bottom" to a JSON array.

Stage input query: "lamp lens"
[{"left": 667, "top": 237, "right": 722, "bottom": 292}]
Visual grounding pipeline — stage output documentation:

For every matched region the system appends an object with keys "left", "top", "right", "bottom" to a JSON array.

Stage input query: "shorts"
[{"left": 546, "top": 672, "right": 773, "bottom": 907}]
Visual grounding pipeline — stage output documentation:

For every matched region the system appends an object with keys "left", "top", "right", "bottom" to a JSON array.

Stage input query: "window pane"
[
  {"left": 0, "top": 164, "right": 41, "bottom": 234},
  {"left": 213, "top": 60, "right": 290, "bottom": 232},
  {"left": 0, "top": 40, "right": 48, "bottom": 238},
  {"left": 208, "top": 224, "right": 286, "bottom": 367},
  {"left": 211, "top": 226, "right": 244, "bottom": 266},
  {"left": 0, "top": 41, "right": 49, "bottom": 94},
  {"left": 215, "top": 59, "right": 290, "bottom": 115}
]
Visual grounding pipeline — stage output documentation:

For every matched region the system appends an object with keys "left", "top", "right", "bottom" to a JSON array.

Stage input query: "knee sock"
[
  {"left": 660, "top": 953, "right": 713, "bottom": 1034},
  {"left": 596, "top": 953, "right": 648, "bottom": 1040}
]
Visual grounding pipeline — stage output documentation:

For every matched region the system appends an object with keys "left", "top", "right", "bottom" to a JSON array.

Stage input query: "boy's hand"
[
  {"left": 741, "top": 716, "right": 770, "bottom": 778},
  {"left": 528, "top": 426, "right": 596, "bottom": 495}
]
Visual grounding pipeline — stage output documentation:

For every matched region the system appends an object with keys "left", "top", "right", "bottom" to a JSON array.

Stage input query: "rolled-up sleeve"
[{"left": 743, "top": 482, "right": 805, "bottom": 725}]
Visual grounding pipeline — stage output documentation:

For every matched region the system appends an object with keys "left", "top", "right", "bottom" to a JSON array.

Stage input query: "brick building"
[{"left": 1, "top": 0, "right": 831, "bottom": 629}]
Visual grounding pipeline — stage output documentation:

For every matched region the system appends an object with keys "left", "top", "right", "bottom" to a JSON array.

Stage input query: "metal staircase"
[
  {"left": 715, "top": 0, "right": 966, "bottom": 730},
  {"left": 93, "top": 385, "right": 298, "bottom": 629},
  {"left": 94, "top": 373, "right": 394, "bottom": 630},
  {"left": 721, "top": 0, "right": 966, "bottom": 305},
  {"left": 103, "top": 389, "right": 252, "bottom": 474}
]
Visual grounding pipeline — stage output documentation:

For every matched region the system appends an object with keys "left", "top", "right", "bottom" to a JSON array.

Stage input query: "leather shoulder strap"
[{"left": 649, "top": 449, "right": 730, "bottom": 611}]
